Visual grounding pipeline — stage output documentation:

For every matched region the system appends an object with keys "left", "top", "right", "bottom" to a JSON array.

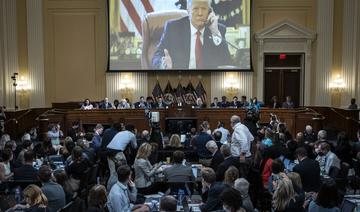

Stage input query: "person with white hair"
[
  {"left": 303, "top": 125, "right": 316, "bottom": 143},
  {"left": 206, "top": 140, "right": 224, "bottom": 170},
  {"left": 229, "top": 115, "right": 254, "bottom": 159},
  {"left": 0, "top": 134, "right": 11, "bottom": 150},
  {"left": 152, "top": 0, "right": 232, "bottom": 69},
  {"left": 234, "top": 178, "right": 254, "bottom": 212},
  {"left": 317, "top": 130, "right": 327, "bottom": 142}
]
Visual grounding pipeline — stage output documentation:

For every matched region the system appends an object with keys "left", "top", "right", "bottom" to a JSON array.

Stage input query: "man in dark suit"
[
  {"left": 134, "top": 96, "right": 147, "bottom": 109},
  {"left": 99, "top": 97, "right": 113, "bottom": 109},
  {"left": 230, "top": 96, "right": 241, "bottom": 108},
  {"left": 200, "top": 167, "right": 228, "bottom": 211},
  {"left": 206, "top": 140, "right": 224, "bottom": 171},
  {"left": 210, "top": 97, "right": 221, "bottom": 108},
  {"left": 216, "top": 144, "right": 241, "bottom": 181},
  {"left": 220, "top": 96, "right": 230, "bottom": 108},
  {"left": 152, "top": 0, "right": 232, "bottom": 69},
  {"left": 164, "top": 151, "right": 194, "bottom": 182},
  {"left": 13, "top": 151, "right": 38, "bottom": 181},
  {"left": 293, "top": 147, "right": 321, "bottom": 192},
  {"left": 282, "top": 96, "right": 295, "bottom": 108},
  {"left": 154, "top": 97, "right": 167, "bottom": 108}
]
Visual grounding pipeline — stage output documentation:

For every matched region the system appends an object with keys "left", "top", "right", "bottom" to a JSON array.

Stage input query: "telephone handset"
[{"left": 206, "top": 7, "right": 214, "bottom": 26}]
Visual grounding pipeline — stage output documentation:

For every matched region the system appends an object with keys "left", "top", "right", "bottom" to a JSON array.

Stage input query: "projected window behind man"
[{"left": 108, "top": 0, "right": 251, "bottom": 71}]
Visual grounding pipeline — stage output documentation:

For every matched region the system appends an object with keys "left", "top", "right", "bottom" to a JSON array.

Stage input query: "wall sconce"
[
  {"left": 119, "top": 74, "right": 134, "bottom": 97},
  {"left": 16, "top": 76, "right": 30, "bottom": 94},
  {"left": 224, "top": 74, "right": 239, "bottom": 95},
  {"left": 329, "top": 75, "right": 346, "bottom": 93}
]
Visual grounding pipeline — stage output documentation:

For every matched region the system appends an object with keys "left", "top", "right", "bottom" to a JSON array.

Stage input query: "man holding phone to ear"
[{"left": 152, "top": 0, "right": 232, "bottom": 69}]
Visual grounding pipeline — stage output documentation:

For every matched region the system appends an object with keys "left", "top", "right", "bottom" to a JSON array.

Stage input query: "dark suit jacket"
[
  {"left": 230, "top": 101, "right": 241, "bottom": 108},
  {"left": 216, "top": 156, "right": 241, "bottom": 181},
  {"left": 200, "top": 182, "right": 228, "bottom": 212},
  {"left": 163, "top": 163, "right": 194, "bottom": 182},
  {"left": 210, "top": 102, "right": 221, "bottom": 108},
  {"left": 99, "top": 102, "right": 112, "bottom": 109},
  {"left": 134, "top": 101, "right": 147, "bottom": 109},
  {"left": 293, "top": 157, "right": 320, "bottom": 192},
  {"left": 210, "top": 150, "right": 224, "bottom": 171},
  {"left": 154, "top": 102, "right": 167, "bottom": 108},
  {"left": 13, "top": 164, "right": 38, "bottom": 181},
  {"left": 220, "top": 101, "right": 230, "bottom": 108},
  {"left": 152, "top": 16, "right": 232, "bottom": 69}
]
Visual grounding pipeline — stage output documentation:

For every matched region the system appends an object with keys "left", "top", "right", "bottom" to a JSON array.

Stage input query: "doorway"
[{"left": 264, "top": 54, "right": 304, "bottom": 107}]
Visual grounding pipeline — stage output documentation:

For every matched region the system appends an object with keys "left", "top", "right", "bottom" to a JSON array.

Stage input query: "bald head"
[{"left": 230, "top": 115, "right": 241, "bottom": 128}]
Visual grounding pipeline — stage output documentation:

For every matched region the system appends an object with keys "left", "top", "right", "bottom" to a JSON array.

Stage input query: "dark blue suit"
[{"left": 152, "top": 16, "right": 232, "bottom": 69}]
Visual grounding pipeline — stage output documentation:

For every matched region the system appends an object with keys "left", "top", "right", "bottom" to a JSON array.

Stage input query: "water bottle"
[
  {"left": 15, "top": 187, "right": 21, "bottom": 204},
  {"left": 177, "top": 189, "right": 185, "bottom": 207}
]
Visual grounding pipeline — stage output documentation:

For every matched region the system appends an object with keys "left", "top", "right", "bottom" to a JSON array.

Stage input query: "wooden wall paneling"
[{"left": 44, "top": 0, "right": 106, "bottom": 105}]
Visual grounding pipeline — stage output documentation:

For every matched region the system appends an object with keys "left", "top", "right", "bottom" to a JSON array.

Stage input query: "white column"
[
  {"left": 211, "top": 72, "right": 253, "bottom": 100},
  {"left": 106, "top": 72, "right": 148, "bottom": 103},
  {"left": 314, "top": 0, "right": 334, "bottom": 106},
  {"left": 106, "top": 72, "right": 121, "bottom": 102},
  {"left": 0, "top": 0, "right": 19, "bottom": 110},
  {"left": 211, "top": 72, "right": 225, "bottom": 99},
  {"left": 133, "top": 72, "right": 148, "bottom": 101},
  {"left": 27, "top": 0, "right": 46, "bottom": 108},
  {"left": 341, "top": 0, "right": 358, "bottom": 107}
]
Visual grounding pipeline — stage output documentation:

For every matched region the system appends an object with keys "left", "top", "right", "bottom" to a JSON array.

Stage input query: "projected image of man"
[{"left": 152, "top": 0, "right": 232, "bottom": 69}]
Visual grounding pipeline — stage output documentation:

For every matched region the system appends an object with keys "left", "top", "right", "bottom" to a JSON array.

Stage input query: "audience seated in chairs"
[
  {"left": 87, "top": 184, "right": 108, "bottom": 212},
  {"left": 163, "top": 151, "right": 194, "bottom": 194},
  {"left": 11, "top": 184, "right": 49, "bottom": 211},
  {"left": 193, "top": 122, "right": 213, "bottom": 167},
  {"left": 200, "top": 167, "right": 228, "bottom": 212},
  {"left": 308, "top": 178, "right": 340, "bottom": 212},
  {"left": 0, "top": 148, "right": 13, "bottom": 181},
  {"left": 107, "top": 165, "right": 138, "bottom": 212},
  {"left": 316, "top": 142, "right": 341, "bottom": 178},
  {"left": 234, "top": 178, "right": 254, "bottom": 212},
  {"left": 159, "top": 195, "right": 177, "bottom": 212},
  {"left": 224, "top": 165, "right": 240, "bottom": 187},
  {"left": 134, "top": 143, "right": 161, "bottom": 195},
  {"left": 216, "top": 144, "right": 241, "bottom": 182},
  {"left": 13, "top": 151, "right": 38, "bottom": 181},
  {"left": 38, "top": 165, "right": 66, "bottom": 212},
  {"left": 165, "top": 134, "right": 184, "bottom": 150},
  {"left": 65, "top": 146, "right": 90, "bottom": 192},
  {"left": 17, "top": 140, "right": 34, "bottom": 165},
  {"left": 53, "top": 169, "right": 74, "bottom": 203},
  {"left": 220, "top": 187, "right": 246, "bottom": 212},
  {"left": 206, "top": 140, "right": 224, "bottom": 171}
]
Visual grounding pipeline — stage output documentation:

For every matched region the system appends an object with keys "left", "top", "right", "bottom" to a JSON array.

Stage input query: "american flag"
[
  {"left": 195, "top": 81, "right": 207, "bottom": 104},
  {"left": 118, "top": 0, "right": 179, "bottom": 36}
]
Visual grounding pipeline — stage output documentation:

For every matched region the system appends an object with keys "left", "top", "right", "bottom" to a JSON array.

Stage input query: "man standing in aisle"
[{"left": 229, "top": 115, "right": 254, "bottom": 162}]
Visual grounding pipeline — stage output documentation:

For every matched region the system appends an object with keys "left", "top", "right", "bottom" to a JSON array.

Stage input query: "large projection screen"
[{"left": 108, "top": 0, "right": 251, "bottom": 71}]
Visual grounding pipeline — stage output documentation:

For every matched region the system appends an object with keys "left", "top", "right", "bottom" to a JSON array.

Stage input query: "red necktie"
[{"left": 195, "top": 31, "right": 203, "bottom": 69}]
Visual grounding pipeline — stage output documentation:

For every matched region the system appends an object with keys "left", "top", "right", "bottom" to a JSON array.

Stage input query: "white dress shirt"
[
  {"left": 214, "top": 127, "right": 230, "bottom": 144},
  {"left": 107, "top": 130, "right": 137, "bottom": 151},
  {"left": 188, "top": 23, "right": 222, "bottom": 69},
  {"left": 230, "top": 123, "right": 254, "bottom": 157}
]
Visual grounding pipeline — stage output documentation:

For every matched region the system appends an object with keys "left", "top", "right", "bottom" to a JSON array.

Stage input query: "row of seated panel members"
[
  {"left": 0, "top": 117, "right": 359, "bottom": 211},
  {"left": 79, "top": 95, "right": 297, "bottom": 110}
]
